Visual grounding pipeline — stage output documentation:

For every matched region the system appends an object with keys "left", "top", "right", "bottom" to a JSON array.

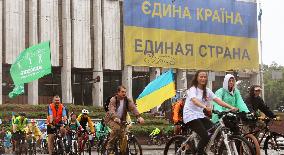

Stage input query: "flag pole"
[{"left": 258, "top": 1, "right": 265, "bottom": 101}]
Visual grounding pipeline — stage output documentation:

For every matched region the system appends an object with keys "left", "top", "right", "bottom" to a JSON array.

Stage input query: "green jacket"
[
  {"left": 13, "top": 116, "right": 28, "bottom": 132},
  {"left": 212, "top": 74, "right": 250, "bottom": 123}
]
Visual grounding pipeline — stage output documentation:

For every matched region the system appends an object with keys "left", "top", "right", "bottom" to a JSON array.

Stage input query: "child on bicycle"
[{"left": 65, "top": 112, "right": 82, "bottom": 153}]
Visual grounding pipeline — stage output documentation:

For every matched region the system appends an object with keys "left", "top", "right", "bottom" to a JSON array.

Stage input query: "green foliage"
[
  {"left": 0, "top": 104, "right": 175, "bottom": 135},
  {"left": 263, "top": 62, "right": 284, "bottom": 110},
  {"left": 129, "top": 124, "right": 174, "bottom": 135}
]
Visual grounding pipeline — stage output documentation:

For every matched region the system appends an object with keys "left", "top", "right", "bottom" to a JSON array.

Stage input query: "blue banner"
[{"left": 124, "top": 0, "right": 257, "bottom": 38}]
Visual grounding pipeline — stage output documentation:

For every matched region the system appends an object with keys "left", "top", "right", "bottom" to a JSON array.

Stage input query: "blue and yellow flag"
[{"left": 137, "top": 69, "right": 176, "bottom": 113}]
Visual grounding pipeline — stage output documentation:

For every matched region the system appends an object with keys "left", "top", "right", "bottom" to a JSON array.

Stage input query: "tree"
[{"left": 263, "top": 62, "right": 284, "bottom": 110}]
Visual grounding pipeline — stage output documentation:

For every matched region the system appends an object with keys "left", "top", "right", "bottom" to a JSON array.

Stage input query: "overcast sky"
[{"left": 261, "top": 0, "right": 284, "bottom": 66}]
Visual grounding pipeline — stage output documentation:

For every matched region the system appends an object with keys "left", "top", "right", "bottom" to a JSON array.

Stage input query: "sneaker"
[{"left": 106, "top": 149, "right": 115, "bottom": 155}]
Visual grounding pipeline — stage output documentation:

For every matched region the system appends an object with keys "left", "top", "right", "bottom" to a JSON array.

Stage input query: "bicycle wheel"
[
  {"left": 83, "top": 141, "right": 91, "bottom": 155},
  {"left": 218, "top": 135, "right": 254, "bottom": 155},
  {"left": 57, "top": 139, "right": 65, "bottom": 155},
  {"left": 263, "top": 133, "right": 284, "bottom": 155},
  {"left": 244, "top": 134, "right": 260, "bottom": 155},
  {"left": 73, "top": 141, "right": 78, "bottom": 155},
  {"left": 164, "top": 135, "right": 195, "bottom": 155},
  {"left": 127, "top": 136, "right": 142, "bottom": 155}
]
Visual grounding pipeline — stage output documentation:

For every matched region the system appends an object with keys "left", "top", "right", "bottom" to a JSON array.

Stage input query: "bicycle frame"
[
  {"left": 175, "top": 114, "right": 246, "bottom": 155},
  {"left": 243, "top": 118, "right": 273, "bottom": 145}
]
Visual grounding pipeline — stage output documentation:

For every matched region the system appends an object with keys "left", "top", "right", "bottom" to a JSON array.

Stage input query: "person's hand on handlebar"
[
  {"left": 229, "top": 107, "right": 238, "bottom": 112},
  {"left": 137, "top": 117, "right": 145, "bottom": 124},
  {"left": 274, "top": 115, "right": 281, "bottom": 121}
]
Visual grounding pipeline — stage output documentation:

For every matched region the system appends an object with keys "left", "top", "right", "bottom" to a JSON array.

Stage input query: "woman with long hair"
[{"left": 183, "top": 70, "right": 238, "bottom": 155}]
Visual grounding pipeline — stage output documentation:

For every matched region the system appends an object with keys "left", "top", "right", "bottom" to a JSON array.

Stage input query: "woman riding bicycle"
[
  {"left": 183, "top": 70, "right": 238, "bottom": 155},
  {"left": 212, "top": 74, "right": 250, "bottom": 123}
]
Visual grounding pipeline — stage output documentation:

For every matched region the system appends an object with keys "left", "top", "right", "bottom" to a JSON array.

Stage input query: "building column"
[
  {"left": 208, "top": 71, "right": 215, "bottom": 90},
  {"left": 0, "top": 0, "right": 2, "bottom": 104},
  {"left": 149, "top": 68, "right": 161, "bottom": 112},
  {"left": 61, "top": 0, "right": 72, "bottom": 104},
  {"left": 92, "top": 0, "right": 103, "bottom": 106},
  {"left": 28, "top": 0, "right": 38, "bottom": 105},
  {"left": 122, "top": 66, "right": 132, "bottom": 98},
  {"left": 176, "top": 69, "right": 187, "bottom": 91}
]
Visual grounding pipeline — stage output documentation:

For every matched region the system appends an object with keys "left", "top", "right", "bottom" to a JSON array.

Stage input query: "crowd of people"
[
  {"left": 172, "top": 70, "right": 277, "bottom": 155},
  {"left": 0, "top": 70, "right": 279, "bottom": 155}
]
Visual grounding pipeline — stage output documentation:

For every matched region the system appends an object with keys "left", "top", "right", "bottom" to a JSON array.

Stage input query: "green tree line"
[{"left": 263, "top": 62, "right": 284, "bottom": 110}]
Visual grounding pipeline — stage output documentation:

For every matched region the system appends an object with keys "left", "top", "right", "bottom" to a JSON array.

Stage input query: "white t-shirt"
[
  {"left": 117, "top": 100, "right": 125, "bottom": 119},
  {"left": 183, "top": 86, "right": 217, "bottom": 123}
]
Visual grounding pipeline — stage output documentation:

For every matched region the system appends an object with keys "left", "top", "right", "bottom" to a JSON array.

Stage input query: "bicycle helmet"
[
  {"left": 30, "top": 119, "right": 36, "bottom": 123},
  {"left": 82, "top": 109, "right": 89, "bottom": 114},
  {"left": 19, "top": 112, "right": 26, "bottom": 117}
]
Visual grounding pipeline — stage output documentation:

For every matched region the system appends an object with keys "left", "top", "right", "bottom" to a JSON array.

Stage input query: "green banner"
[
  {"left": 9, "top": 41, "right": 51, "bottom": 98},
  {"left": 10, "top": 41, "right": 51, "bottom": 85}
]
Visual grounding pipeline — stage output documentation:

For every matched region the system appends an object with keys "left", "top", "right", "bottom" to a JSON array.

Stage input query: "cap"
[
  {"left": 30, "top": 119, "right": 36, "bottom": 123},
  {"left": 254, "top": 87, "right": 262, "bottom": 91}
]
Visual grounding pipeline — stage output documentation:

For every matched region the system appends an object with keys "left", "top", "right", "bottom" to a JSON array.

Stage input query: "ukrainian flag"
[{"left": 137, "top": 69, "right": 176, "bottom": 113}]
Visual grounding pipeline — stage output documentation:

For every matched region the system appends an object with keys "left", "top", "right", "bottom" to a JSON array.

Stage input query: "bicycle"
[
  {"left": 66, "top": 129, "right": 79, "bottom": 155},
  {"left": 51, "top": 125, "right": 66, "bottom": 155},
  {"left": 164, "top": 110, "right": 254, "bottom": 155},
  {"left": 238, "top": 113, "right": 261, "bottom": 155},
  {"left": 243, "top": 116, "right": 284, "bottom": 155},
  {"left": 147, "top": 132, "right": 162, "bottom": 146},
  {"left": 0, "top": 138, "right": 5, "bottom": 154},
  {"left": 39, "top": 134, "right": 48, "bottom": 154},
  {"left": 78, "top": 127, "right": 93, "bottom": 155},
  {"left": 14, "top": 131, "right": 28, "bottom": 155},
  {"left": 95, "top": 123, "right": 110, "bottom": 154},
  {"left": 26, "top": 132, "right": 37, "bottom": 155},
  {"left": 99, "top": 121, "right": 142, "bottom": 155}
]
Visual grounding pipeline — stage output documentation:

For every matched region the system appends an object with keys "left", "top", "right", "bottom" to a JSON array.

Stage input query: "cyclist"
[
  {"left": 12, "top": 112, "right": 28, "bottom": 153},
  {"left": 149, "top": 127, "right": 161, "bottom": 137},
  {"left": 245, "top": 85, "right": 276, "bottom": 118},
  {"left": 172, "top": 95, "right": 186, "bottom": 135},
  {"left": 77, "top": 109, "right": 95, "bottom": 150},
  {"left": 183, "top": 70, "right": 238, "bottom": 155},
  {"left": 65, "top": 112, "right": 82, "bottom": 153},
  {"left": 4, "top": 129, "right": 12, "bottom": 154},
  {"left": 212, "top": 74, "right": 250, "bottom": 123},
  {"left": 46, "top": 95, "right": 67, "bottom": 155},
  {"left": 104, "top": 85, "right": 145, "bottom": 154},
  {"left": 26, "top": 119, "right": 42, "bottom": 145}
]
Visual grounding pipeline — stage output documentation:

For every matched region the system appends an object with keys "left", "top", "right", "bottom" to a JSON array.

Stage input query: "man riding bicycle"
[
  {"left": 104, "top": 85, "right": 145, "bottom": 154},
  {"left": 12, "top": 112, "right": 28, "bottom": 153},
  {"left": 46, "top": 95, "right": 67, "bottom": 155},
  {"left": 26, "top": 119, "right": 42, "bottom": 145}
]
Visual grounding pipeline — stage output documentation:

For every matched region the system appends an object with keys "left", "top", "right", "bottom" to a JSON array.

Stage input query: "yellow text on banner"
[{"left": 124, "top": 26, "right": 259, "bottom": 71}]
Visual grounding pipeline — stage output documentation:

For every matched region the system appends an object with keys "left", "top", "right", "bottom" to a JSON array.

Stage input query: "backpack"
[
  {"left": 104, "top": 96, "right": 129, "bottom": 112},
  {"left": 171, "top": 99, "right": 184, "bottom": 123}
]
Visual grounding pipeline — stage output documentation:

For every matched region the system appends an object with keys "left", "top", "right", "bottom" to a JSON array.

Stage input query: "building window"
[{"left": 103, "top": 71, "right": 122, "bottom": 102}]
